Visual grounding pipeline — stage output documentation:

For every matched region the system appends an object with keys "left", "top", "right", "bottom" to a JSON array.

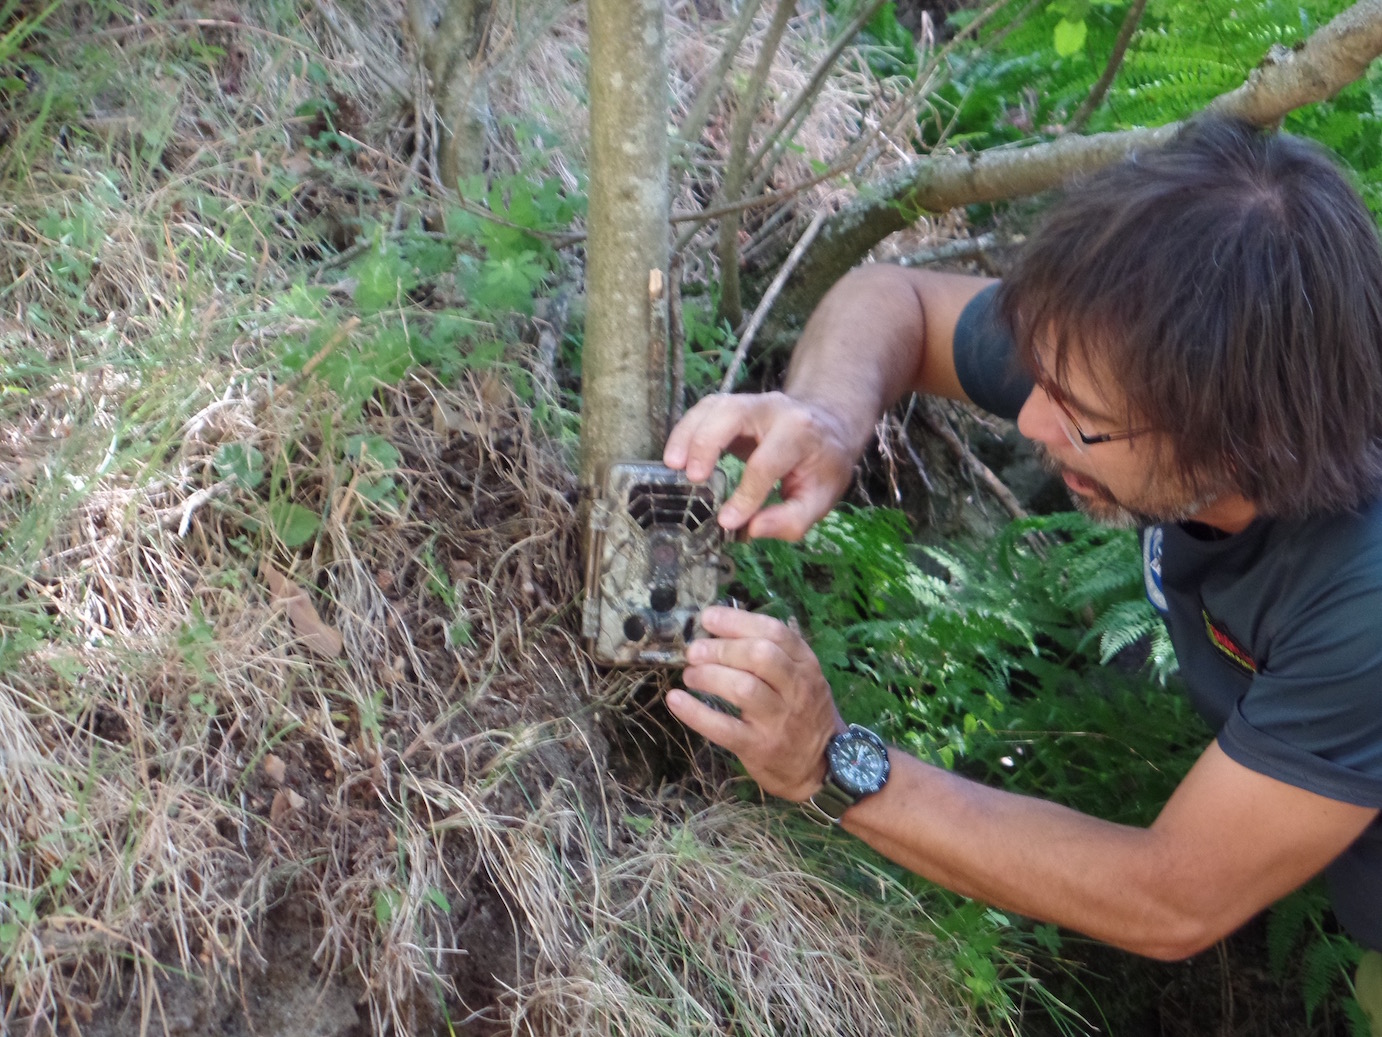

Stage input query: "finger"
[
  {"left": 745, "top": 498, "right": 816, "bottom": 542},
  {"left": 691, "top": 611, "right": 819, "bottom": 675},
  {"left": 696, "top": 605, "right": 800, "bottom": 645},
  {"left": 665, "top": 688, "right": 746, "bottom": 750},
  {"left": 669, "top": 395, "right": 750, "bottom": 484},
  {"left": 682, "top": 660, "right": 773, "bottom": 712},
  {"left": 720, "top": 428, "right": 809, "bottom": 531},
  {"left": 663, "top": 395, "right": 720, "bottom": 472},
  {"left": 686, "top": 637, "right": 803, "bottom": 701}
]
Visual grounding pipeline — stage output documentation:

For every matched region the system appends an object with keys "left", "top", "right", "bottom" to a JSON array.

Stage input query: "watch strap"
[{"left": 804, "top": 775, "right": 857, "bottom": 825}]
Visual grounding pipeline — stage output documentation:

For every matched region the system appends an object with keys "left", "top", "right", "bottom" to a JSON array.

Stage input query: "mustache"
[{"left": 1032, "top": 443, "right": 1081, "bottom": 481}]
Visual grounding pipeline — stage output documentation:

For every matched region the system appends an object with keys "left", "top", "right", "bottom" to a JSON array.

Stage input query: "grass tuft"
[{"left": 0, "top": 3, "right": 991, "bottom": 1034}]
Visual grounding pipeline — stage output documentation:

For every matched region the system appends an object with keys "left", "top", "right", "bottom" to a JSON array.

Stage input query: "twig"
[
  {"left": 648, "top": 270, "right": 670, "bottom": 448},
  {"left": 739, "top": 201, "right": 797, "bottom": 264},
  {"left": 914, "top": 403, "right": 1028, "bottom": 521},
  {"left": 391, "top": 70, "right": 429, "bottom": 234},
  {"left": 889, "top": 411, "right": 934, "bottom": 495},
  {"left": 675, "top": 0, "right": 768, "bottom": 151},
  {"left": 669, "top": 255, "right": 687, "bottom": 425},
  {"left": 718, "top": 0, "right": 799, "bottom": 328},
  {"left": 719, "top": 208, "right": 827, "bottom": 392},
  {"left": 159, "top": 479, "right": 236, "bottom": 537},
  {"left": 1066, "top": 0, "right": 1148, "bottom": 133},
  {"left": 267, "top": 316, "right": 361, "bottom": 403},
  {"left": 899, "top": 231, "right": 1011, "bottom": 267},
  {"left": 673, "top": 150, "right": 854, "bottom": 230},
  {"left": 744, "top": 0, "right": 888, "bottom": 181},
  {"left": 741, "top": 0, "right": 1029, "bottom": 208}
]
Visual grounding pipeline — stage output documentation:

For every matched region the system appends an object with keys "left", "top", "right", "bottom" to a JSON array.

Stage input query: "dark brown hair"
[{"left": 999, "top": 115, "right": 1382, "bottom": 518}]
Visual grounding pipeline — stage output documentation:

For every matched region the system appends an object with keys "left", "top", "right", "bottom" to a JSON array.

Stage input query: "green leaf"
[
  {"left": 1053, "top": 17, "right": 1087, "bottom": 56},
  {"left": 373, "top": 888, "right": 400, "bottom": 926},
  {"left": 344, "top": 434, "right": 401, "bottom": 472},
  {"left": 469, "top": 252, "right": 547, "bottom": 314},
  {"left": 1033, "top": 922, "right": 1062, "bottom": 954},
  {"left": 213, "top": 443, "right": 265, "bottom": 489},
  {"left": 269, "top": 502, "right": 321, "bottom": 548},
  {"left": 351, "top": 245, "right": 417, "bottom": 314}
]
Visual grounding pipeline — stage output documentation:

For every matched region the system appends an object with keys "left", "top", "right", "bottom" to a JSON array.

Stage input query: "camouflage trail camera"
[{"left": 584, "top": 462, "right": 729, "bottom": 667}]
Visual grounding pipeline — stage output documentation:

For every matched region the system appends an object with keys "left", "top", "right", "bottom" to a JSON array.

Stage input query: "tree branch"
[
  {"left": 675, "top": 0, "right": 768, "bottom": 152},
  {"left": 771, "top": 0, "right": 1382, "bottom": 338},
  {"left": 744, "top": 0, "right": 887, "bottom": 182},
  {"left": 717, "top": 0, "right": 797, "bottom": 329}
]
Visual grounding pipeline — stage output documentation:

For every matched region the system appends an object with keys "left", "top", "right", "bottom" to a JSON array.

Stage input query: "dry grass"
[{"left": 0, "top": 3, "right": 990, "bottom": 1035}]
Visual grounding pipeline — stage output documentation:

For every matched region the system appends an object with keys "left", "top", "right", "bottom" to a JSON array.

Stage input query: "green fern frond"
[{"left": 1087, "top": 599, "right": 1159, "bottom": 661}]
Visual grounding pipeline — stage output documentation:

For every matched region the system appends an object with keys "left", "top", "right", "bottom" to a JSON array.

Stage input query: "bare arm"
[
  {"left": 847, "top": 740, "right": 1374, "bottom": 959},
  {"left": 780, "top": 265, "right": 993, "bottom": 452},
  {"left": 664, "top": 266, "right": 995, "bottom": 540},
  {"left": 668, "top": 607, "right": 1379, "bottom": 960}
]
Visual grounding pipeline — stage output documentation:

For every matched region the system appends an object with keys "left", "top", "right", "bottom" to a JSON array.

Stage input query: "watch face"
[{"left": 826, "top": 728, "right": 889, "bottom": 796}]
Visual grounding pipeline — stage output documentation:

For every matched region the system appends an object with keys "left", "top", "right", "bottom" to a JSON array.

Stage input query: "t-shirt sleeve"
[
  {"left": 952, "top": 282, "right": 1034, "bottom": 420},
  {"left": 1219, "top": 570, "right": 1382, "bottom": 807}
]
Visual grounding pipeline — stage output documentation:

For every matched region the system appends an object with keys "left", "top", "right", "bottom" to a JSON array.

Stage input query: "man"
[{"left": 660, "top": 116, "right": 1382, "bottom": 988}]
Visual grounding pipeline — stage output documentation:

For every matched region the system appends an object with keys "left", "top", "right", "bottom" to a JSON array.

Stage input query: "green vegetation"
[{"left": 1, "top": 0, "right": 1379, "bottom": 1033}]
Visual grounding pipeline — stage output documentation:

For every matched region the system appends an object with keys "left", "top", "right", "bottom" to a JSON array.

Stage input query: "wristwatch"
[{"left": 804, "top": 724, "right": 891, "bottom": 824}]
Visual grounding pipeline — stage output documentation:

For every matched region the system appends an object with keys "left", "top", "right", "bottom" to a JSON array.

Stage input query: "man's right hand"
[{"left": 662, "top": 391, "right": 858, "bottom": 541}]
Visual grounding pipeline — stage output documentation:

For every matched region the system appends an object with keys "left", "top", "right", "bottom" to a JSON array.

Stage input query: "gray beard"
[{"left": 1033, "top": 445, "right": 1220, "bottom": 529}]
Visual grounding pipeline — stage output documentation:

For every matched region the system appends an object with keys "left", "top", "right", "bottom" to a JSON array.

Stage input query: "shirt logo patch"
[
  {"left": 1202, "top": 611, "right": 1257, "bottom": 674},
  {"left": 1142, "top": 526, "right": 1168, "bottom": 614}
]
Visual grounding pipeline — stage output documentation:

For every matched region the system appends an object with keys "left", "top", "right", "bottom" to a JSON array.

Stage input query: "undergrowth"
[
  {"left": 0, "top": 3, "right": 988, "bottom": 1035},
  {"left": 3, "top": 1, "right": 1375, "bottom": 1034},
  {"left": 729, "top": 504, "right": 1370, "bottom": 1033}
]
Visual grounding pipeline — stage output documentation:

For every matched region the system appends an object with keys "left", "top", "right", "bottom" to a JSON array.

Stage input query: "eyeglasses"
[{"left": 1030, "top": 351, "right": 1152, "bottom": 453}]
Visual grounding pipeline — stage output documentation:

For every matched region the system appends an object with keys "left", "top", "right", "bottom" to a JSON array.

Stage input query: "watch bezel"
[{"left": 825, "top": 724, "right": 890, "bottom": 796}]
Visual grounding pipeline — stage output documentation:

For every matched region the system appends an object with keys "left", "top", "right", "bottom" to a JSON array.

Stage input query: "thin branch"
[
  {"left": 670, "top": 255, "right": 688, "bottom": 424},
  {"left": 914, "top": 404, "right": 1028, "bottom": 521},
  {"left": 1066, "top": 0, "right": 1148, "bottom": 134},
  {"left": 719, "top": 207, "right": 827, "bottom": 392},
  {"left": 898, "top": 231, "right": 1009, "bottom": 267},
  {"left": 681, "top": 0, "right": 1027, "bottom": 254},
  {"left": 744, "top": 0, "right": 888, "bottom": 181},
  {"left": 1207, "top": 0, "right": 1382, "bottom": 123},
  {"left": 746, "top": 0, "right": 1032, "bottom": 199},
  {"left": 718, "top": 0, "right": 798, "bottom": 327},
  {"left": 675, "top": 0, "right": 768, "bottom": 151}
]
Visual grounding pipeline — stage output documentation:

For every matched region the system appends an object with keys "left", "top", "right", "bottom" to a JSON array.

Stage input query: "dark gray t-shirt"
[{"left": 953, "top": 285, "right": 1382, "bottom": 949}]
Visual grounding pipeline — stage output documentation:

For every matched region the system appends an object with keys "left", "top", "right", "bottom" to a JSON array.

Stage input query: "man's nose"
[{"left": 1016, "top": 386, "right": 1064, "bottom": 448}]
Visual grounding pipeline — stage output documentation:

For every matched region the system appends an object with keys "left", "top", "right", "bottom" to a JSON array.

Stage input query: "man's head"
[{"left": 1000, "top": 115, "right": 1382, "bottom": 521}]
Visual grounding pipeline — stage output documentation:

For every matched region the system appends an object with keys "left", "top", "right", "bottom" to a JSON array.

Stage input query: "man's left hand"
[{"left": 666, "top": 606, "right": 847, "bottom": 802}]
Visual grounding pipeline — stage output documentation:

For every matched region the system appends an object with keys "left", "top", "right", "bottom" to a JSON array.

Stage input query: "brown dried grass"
[{"left": 0, "top": 3, "right": 987, "bottom": 1035}]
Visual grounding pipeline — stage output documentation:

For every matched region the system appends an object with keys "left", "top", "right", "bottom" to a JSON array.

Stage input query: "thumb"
[
  {"left": 746, "top": 497, "right": 820, "bottom": 542},
  {"left": 719, "top": 462, "right": 785, "bottom": 531}
]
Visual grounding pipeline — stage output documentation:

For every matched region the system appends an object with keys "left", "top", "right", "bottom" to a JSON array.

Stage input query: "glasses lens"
[{"left": 1056, "top": 405, "right": 1087, "bottom": 452}]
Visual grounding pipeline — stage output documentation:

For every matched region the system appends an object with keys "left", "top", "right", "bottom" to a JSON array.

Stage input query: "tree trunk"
[
  {"left": 580, "top": 0, "right": 671, "bottom": 493},
  {"left": 761, "top": 0, "right": 1382, "bottom": 346},
  {"left": 413, "top": 0, "right": 494, "bottom": 187}
]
